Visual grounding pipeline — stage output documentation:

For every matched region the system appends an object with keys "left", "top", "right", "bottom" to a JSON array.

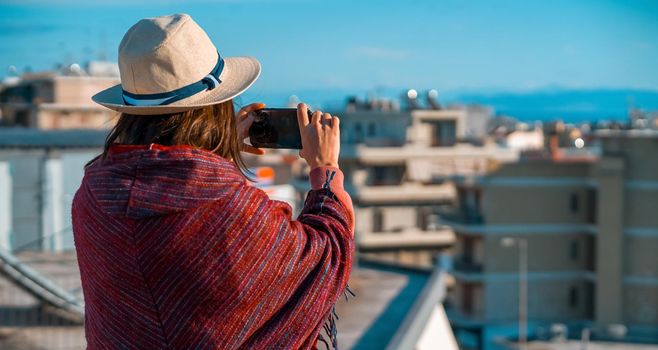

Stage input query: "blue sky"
[{"left": 1, "top": 0, "right": 657, "bottom": 97}]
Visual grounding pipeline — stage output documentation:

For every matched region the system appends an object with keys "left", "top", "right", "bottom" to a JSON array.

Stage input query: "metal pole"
[
  {"left": 580, "top": 328, "right": 590, "bottom": 350},
  {"left": 519, "top": 238, "right": 528, "bottom": 350}
]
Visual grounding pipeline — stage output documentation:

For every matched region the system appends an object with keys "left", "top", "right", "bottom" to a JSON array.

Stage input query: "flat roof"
[
  {"left": 596, "top": 129, "right": 658, "bottom": 138},
  {"left": 517, "top": 340, "right": 658, "bottom": 350},
  {"left": 0, "top": 252, "right": 435, "bottom": 350},
  {"left": 335, "top": 260, "right": 432, "bottom": 349}
]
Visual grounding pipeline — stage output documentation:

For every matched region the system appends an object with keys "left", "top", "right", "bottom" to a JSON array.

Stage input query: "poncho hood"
[{"left": 84, "top": 144, "right": 246, "bottom": 219}]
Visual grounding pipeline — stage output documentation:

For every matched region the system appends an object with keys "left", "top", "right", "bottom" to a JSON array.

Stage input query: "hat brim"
[{"left": 92, "top": 56, "right": 261, "bottom": 116}]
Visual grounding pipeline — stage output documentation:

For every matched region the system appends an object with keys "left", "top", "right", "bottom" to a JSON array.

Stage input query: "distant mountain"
[
  {"left": 453, "top": 88, "right": 658, "bottom": 123},
  {"left": 241, "top": 87, "right": 658, "bottom": 123}
]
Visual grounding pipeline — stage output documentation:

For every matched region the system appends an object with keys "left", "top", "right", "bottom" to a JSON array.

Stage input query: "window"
[
  {"left": 462, "top": 237, "right": 474, "bottom": 264},
  {"left": 372, "top": 167, "right": 386, "bottom": 185},
  {"left": 368, "top": 122, "right": 376, "bottom": 137},
  {"left": 462, "top": 283, "right": 474, "bottom": 314},
  {"left": 373, "top": 208, "right": 384, "bottom": 232},
  {"left": 570, "top": 193, "right": 580, "bottom": 213},
  {"left": 586, "top": 189, "right": 597, "bottom": 223},
  {"left": 570, "top": 240, "right": 579, "bottom": 260},
  {"left": 569, "top": 286, "right": 579, "bottom": 308},
  {"left": 355, "top": 123, "right": 364, "bottom": 143},
  {"left": 15, "top": 110, "right": 30, "bottom": 127}
]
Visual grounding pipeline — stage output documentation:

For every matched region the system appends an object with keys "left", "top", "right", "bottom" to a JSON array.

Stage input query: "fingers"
[
  {"left": 333, "top": 116, "right": 340, "bottom": 129},
  {"left": 311, "top": 111, "right": 322, "bottom": 125},
  {"left": 297, "top": 103, "right": 310, "bottom": 128},
  {"left": 238, "top": 102, "right": 265, "bottom": 119},
  {"left": 321, "top": 112, "right": 332, "bottom": 127},
  {"left": 236, "top": 113, "right": 256, "bottom": 139},
  {"left": 241, "top": 143, "right": 265, "bottom": 155}
]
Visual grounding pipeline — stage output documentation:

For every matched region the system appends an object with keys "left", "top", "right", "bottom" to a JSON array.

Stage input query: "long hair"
[{"left": 89, "top": 101, "right": 249, "bottom": 177}]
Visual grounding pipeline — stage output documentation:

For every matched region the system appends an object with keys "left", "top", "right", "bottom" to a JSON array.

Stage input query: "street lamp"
[{"left": 501, "top": 237, "right": 528, "bottom": 350}]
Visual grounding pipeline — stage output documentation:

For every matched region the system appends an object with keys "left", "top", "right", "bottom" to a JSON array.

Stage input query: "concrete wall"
[
  {"left": 8, "top": 153, "right": 42, "bottom": 249},
  {"left": 483, "top": 235, "right": 593, "bottom": 273},
  {"left": 625, "top": 236, "right": 658, "bottom": 277},
  {"left": 479, "top": 161, "right": 594, "bottom": 225},
  {"left": 623, "top": 285, "right": 658, "bottom": 325},
  {"left": 482, "top": 186, "right": 594, "bottom": 224},
  {"left": 594, "top": 156, "right": 625, "bottom": 325},
  {"left": 625, "top": 189, "right": 658, "bottom": 227},
  {"left": 485, "top": 279, "right": 592, "bottom": 322},
  {"left": 0, "top": 148, "right": 98, "bottom": 252},
  {"left": 490, "top": 161, "right": 591, "bottom": 179},
  {"left": 601, "top": 135, "right": 658, "bottom": 181},
  {"left": 0, "top": 161, "right": 11, "bottom": 248}
]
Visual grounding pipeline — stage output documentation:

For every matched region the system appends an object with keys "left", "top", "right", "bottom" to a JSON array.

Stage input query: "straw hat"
[{"left": 92, "top": 13, "right": 261, "bottom": 115}]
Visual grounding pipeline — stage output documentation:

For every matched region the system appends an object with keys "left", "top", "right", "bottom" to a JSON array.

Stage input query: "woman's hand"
[
  {"left": 235, "top": 102, "right": 266, "bottom": 155},
  {"left": 297, "top": 103, "right": 340, "bottom": 169}
]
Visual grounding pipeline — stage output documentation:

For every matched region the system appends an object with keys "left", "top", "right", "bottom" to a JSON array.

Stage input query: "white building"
[{"left": 292, "top": 103, "right": 520, "bottom": 267}]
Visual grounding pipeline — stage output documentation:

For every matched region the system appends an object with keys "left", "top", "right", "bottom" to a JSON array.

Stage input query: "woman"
[{"left": 73, "top": 13, "right": 354, "bottom": 350}]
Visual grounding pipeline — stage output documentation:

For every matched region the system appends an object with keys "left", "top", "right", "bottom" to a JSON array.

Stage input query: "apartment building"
[
  {"left": 293, "top": 102, "right": 519, "bottom": 267},
  {"left": 445, "top": 131, "right": 658, "bottom": 349},
  {"left": 0, "top": 63, "right": 119, "bottom": 129}
]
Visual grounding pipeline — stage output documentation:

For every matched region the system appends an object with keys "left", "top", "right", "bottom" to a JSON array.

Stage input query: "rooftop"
[
  {"left": 335, "top": 261, "right": 432, "bottom": 349},
  {"left": 0, "top": 251, "right": 445, "bottom": 350},
  {"left": 596, "top": 129, "right": 658, "bottom": 138},
  {"left": 508, "top": 340, "right": 658, "bottom": 350},
  {"left": 0, "top": 128, "right": 107, "bottom": 149}
]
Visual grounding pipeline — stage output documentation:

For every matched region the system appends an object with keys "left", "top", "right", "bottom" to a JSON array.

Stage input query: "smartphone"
[{"left": 248, "top": 108, "right": 312, "bottom": 149}]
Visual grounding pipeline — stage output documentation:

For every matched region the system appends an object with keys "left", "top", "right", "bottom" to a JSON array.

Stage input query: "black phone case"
[{"left": 248, "top": 108, "right": 312, "bottom": 149}]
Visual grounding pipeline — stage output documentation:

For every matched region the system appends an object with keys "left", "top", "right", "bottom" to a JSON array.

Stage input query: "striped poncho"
[{"left": 71, "top": 144, "right": 355, "bottom": 349}]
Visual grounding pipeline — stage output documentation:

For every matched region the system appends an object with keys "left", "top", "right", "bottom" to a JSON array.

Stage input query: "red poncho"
[{"left": 72, "top": 144, "right": 355, "bottom": 349}]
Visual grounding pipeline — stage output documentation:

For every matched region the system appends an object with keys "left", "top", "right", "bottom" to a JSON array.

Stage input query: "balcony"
[
  {"left": 351, "top": 183, "right": 455, "bottom": 204},
  {"left": 358, "top": 228, "right": 455, "bottom": 251},
  {"left": 341, "top": 144, "right": 519, "bottom": 166}
]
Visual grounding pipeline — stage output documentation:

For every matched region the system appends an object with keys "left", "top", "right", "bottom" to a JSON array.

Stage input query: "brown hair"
[{"left": 90, "top": 100, "right": 250, "bottom": 177}]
